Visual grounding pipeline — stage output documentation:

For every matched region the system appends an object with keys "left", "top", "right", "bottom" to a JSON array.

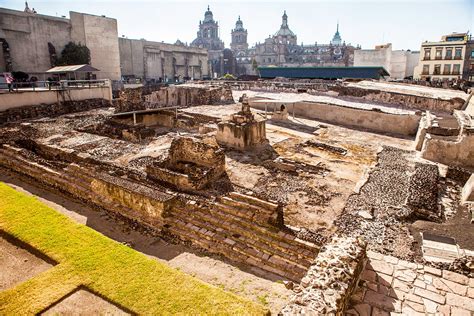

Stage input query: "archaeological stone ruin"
[{"left": 0, "top": 79, "right": 473, "bottom": 315}]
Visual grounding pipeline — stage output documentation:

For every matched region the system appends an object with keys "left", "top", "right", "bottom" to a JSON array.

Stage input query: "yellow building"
[{"left": 414, "top": 33, "right": 474, "bottom": 82}]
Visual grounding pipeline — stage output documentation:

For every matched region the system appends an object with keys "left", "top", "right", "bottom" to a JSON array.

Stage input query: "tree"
[
  {"left": 251, "top": 58, "right": 258, "bottom": 72},
  {"left": 58, "top": 42, "right": 91, "bottom": 65}
]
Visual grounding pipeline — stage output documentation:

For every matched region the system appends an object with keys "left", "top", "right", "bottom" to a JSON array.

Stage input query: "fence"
[{"left": 2, "top": 79, "right": 110, "bottom": 92}]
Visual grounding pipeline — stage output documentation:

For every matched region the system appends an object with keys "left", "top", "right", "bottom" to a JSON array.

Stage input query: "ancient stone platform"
[{"left": 348, "top": 251, "right": 474, "bottom": 316}]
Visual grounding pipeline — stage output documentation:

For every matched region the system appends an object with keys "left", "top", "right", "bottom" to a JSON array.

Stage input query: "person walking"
[{"left": 5, "top": 73, "right": 14, "bottom": 92}]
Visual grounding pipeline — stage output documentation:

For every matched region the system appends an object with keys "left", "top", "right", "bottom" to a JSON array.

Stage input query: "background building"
[
  {"left": 119, "top": 38, "right": 208, "bottom": 82},
  {"left": 354, "top": 43, "right": 419, "bottom": 79},
  {"left": 413, "top": 33, "right": 474, "bottom": 82},
  {"left": 0, "top": 6, "right": 121, "bottom": 80},
  {"left": 230, "top": 12, "right": 359, "bottom": 75},
  {"left": 190, "top": 6, "right": 225, "bottom": 77}
]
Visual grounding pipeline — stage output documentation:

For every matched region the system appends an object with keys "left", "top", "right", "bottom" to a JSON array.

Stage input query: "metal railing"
[{"left": 2, "top": 79, "right": 110, "bottom": 92}]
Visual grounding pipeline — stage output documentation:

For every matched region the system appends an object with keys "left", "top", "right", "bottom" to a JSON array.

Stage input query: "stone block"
[
  {"left": 446, "top": 293, "right": 474, "bottom": 310},
  {"left": 368, "top": 259, "right": 394, "bottom": 276},
  {"left": 423, "top": 265, "right": 442, "bottom": 277},
  {"left": 414, "top": 287, "right": 446, "bottom": 304},
  {"left": 442, "top": 270, "right": 469, "bottom": 285}
]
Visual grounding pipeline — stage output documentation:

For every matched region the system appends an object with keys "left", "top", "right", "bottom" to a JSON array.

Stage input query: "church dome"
[
  {"left": 275, "top": 10, "right": 296, "bottom": 37},
  {"left": 204, "top": 5, "right": 214, "bottom": 22},
  {"left": 234, "top": 16, "right": 245, "bottom": 31}
]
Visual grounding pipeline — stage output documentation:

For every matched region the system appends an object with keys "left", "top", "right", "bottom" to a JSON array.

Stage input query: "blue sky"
[{"left": 1, "top": 0, "right": 473, "bottom": 50}]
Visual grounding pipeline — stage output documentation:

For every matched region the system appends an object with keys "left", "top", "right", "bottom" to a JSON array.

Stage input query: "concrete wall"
[
  {"left": 0, "top": 86, "right": 112, "bottom": 111},
  {"left": 0, "top": 8, "right": 121, "bottom": 80},
  {"left": 354, "top": 44, "right": 419, "bottom": 79},
  {"left": 354, "top": 46, "right": 391, "bottom": 73},
  {"left": 119, "top": 38, "right": 209, "bottom": 81},
  {"left": 0, "top": 8, "right": 71, "bottom": 74},
  {"left": 251, "top": 100, "right": 421, "bottom": 136},
  {"left": 70, "top": 12, "right": 121, "bottom": 80}
]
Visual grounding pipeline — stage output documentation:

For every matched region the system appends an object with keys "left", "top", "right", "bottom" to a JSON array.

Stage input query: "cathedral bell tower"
[{"left": 230, "top": 16, "right": 248, "bottom": 51}]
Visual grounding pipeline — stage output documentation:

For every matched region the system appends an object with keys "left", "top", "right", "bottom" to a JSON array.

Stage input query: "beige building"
[
  {"left": 0, "top": 7, "right": 121, "bottom": 80},
  {"left": 354, "top": 43, "right": 419, "bottom": 79},
  {"left": 413, "top": 33, "right": 474, "bottom": 82},
  {"left": 119, "top": 38, "right": 208, "bottom": 82}
]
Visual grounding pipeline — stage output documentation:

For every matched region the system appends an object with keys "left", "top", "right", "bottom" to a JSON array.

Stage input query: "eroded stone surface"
[
  {"left": 348, "top": 251, "right": 474, "bottom": 315},
  {"left": 282, "top": 236, "right": 367, "bottom": 315}
]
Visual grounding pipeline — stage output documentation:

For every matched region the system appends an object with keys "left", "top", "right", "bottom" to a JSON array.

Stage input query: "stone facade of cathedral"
[
  {"left": 231, "top": 12, "right": 358, "bottom": 75},
  {"left": 191, "top": 7, "right": 359, "bottom": 77}
]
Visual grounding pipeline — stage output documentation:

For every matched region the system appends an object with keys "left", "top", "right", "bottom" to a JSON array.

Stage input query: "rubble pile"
[
  {"left": 281, "top": 236, "right": 367, "bottom": 315},
  {"left": 337, "top": 147, "right": 417, "bottom": 258},
  {"left": 424, "top": 256, "right": 474, "bottom": 278},
  {"left": 303, "top": 140, "right": 348, "bottom": 156},
  {"left": 343, "top": 146, "right": 414, "bottom": 218},
  {"left": 406, "top": 162, "right": 440, "bottom": 220}
]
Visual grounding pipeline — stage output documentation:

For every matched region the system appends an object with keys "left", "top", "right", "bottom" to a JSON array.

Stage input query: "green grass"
[{"left": 0, "top": 183, "right": 269, "bottom": 315}]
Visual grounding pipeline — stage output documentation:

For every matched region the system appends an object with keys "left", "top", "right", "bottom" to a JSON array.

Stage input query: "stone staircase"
[
  {"left": 165, "top": 192, "right": 318, "bottom": 281},
  {"left": 0, "top": 144, "right": 319, "bottom": 282}
]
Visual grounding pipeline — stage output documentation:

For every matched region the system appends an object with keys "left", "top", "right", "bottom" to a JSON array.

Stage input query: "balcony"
[
  {"left": 421, "top": 71, "right": 430, "bottom": 75},
  {"left": 423, "top": 57, "right": 431, "bottom": 61}
]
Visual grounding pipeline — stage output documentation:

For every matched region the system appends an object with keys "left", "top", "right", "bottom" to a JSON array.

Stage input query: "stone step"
[
  {"left": 219, "top": 196, "right": 279, "bottom": 226},
  {"left": 170, "top": 206, "right": 314, "bottom": 269},
  {"left": 165, "top": 217, "right": 305, "bottom": 281},
  {"left": 228, "top": 191, "right": 279, "bottom": 211}
]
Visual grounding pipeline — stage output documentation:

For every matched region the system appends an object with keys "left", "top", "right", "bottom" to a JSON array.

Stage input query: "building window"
[
  {"left": 454, "top": 47, "right": 462, "bottom": 59},
  {"left": 422, "top": 64, "right": 430, "bottom": 75},
  {"left": 470, "top": 62, "right": 474, "bottom": 71},
  {"left": 445, "top": 48, "right": 453, "bottom": 59},
  {"left": 471, "top": 50, "right": 474, "bottom": 59},
  {"left": 453, "top": 64, "right": 461, "bottom": 75},
  {"left": 423, "top": 48, "right": 431, "bottom": 60},
  {"left": 433, "top": 64, "right": 441, "bottom": 75},
  {"left": 443, "top": 64, "right": 451, "bottom": 75},
  {"left": 435, "top": 49, "right": 443, "bottom": 60}
]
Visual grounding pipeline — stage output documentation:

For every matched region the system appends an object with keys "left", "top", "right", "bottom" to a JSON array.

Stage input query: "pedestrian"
[
  {"left": 47, "top": 77, "right": 53, "bottom": 90},
  {"left": 5, "top": 73, "right": 14, "bottom": 92}
]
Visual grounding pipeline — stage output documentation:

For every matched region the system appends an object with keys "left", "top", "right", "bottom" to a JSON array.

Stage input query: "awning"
[{"left": 46, "top": 64, "right": 100, "bottom": 73}]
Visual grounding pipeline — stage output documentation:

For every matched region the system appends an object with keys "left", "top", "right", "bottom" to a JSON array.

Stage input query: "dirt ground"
[
  {"left": 41, "top": 288, "right": 130, "bottom": 315},
  {"left": 183, "top": 104, "right": 413, "bottom": 235},
  {"left": 0, "top": 171, "right": 292, "bottom": 314},
  {"left": 0, "top": 236, "right": 53, "bottom": 291}
]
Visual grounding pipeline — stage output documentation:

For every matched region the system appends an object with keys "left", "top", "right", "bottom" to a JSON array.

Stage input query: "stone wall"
[
  {"left": 0, "top": 85, "right": 112, "bottom": 111},
  {"left": 115, "top": 85, "right": 234, "bottom": 113},
  {"left": 281, "top": 236, "right": 367, "bottom": 315},
  {"left": 335, "top": 86, "right": 465, "bottom": 113},
  {"left": 419, "top": 111, "right": 474, "bottom": 170},
  {"left": 0, "top": 145, "right": 174, "bottom": 227},
  {"left": 147, "top": 136, "right": 226, "bottom": 191},
  {"left": 250, "top": 100, "right": 421, "bottom": 137},
  {"left": 212, "top": 80, "right": 466, "bottom": 113},
  {"left": 216, "top": 119, "right": 267, "bottom": 149},
  {"left": 0, "top": 98, "right": 108, "bottom": 124}
]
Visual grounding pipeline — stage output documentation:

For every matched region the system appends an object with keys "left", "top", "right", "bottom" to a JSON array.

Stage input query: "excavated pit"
[{"left": 1, "top": 82, "right": 473, "bottom": 314}]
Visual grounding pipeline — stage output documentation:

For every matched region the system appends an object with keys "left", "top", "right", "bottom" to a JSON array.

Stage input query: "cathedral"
[{"left": 191, "top": 7, "right": 359, "bottom": 77}]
